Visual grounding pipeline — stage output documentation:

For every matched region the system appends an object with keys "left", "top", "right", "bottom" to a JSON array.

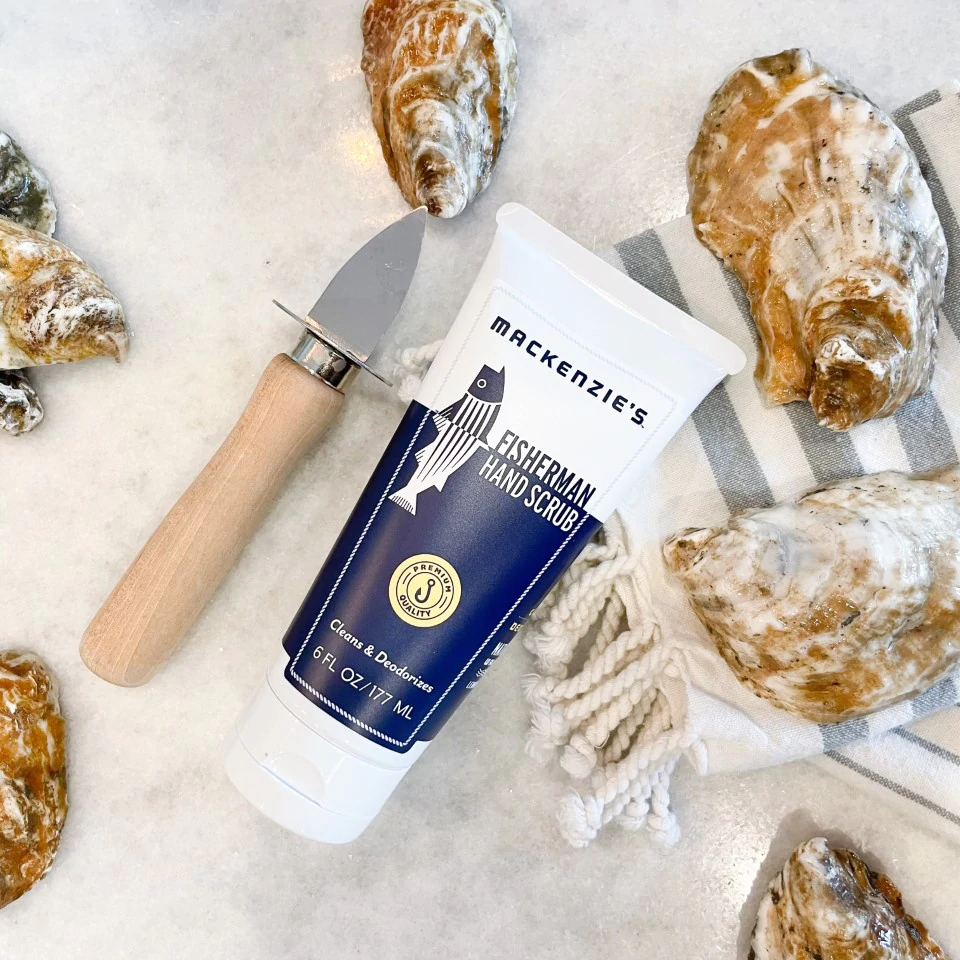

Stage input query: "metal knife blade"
[{"left": 307, "top": 207, "right": 427, "bottom": 362}]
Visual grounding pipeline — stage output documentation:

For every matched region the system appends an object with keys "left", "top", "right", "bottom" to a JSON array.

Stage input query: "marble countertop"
[{"left": 2, "top": 1, "right": 959, "bottom": 956}]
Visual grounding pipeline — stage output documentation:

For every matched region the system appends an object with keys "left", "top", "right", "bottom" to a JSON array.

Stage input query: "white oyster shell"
[
  {"left": 663, "top": 469, "right": 960, "bottom": 722},
  {"left": 0, "top": 218, "right": 127, "bottom": 369}
]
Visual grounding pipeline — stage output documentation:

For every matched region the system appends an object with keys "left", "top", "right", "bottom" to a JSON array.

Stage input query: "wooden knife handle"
[{"left": 80, "top": 353, "right": 344, "bottom": 686}]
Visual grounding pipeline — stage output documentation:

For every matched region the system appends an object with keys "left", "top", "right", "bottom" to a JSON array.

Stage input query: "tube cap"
[{"left": 224, "top": 674, "right": 411, "bottom": 844}]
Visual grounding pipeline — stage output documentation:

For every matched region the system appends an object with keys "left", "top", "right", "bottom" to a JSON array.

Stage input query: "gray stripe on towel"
[
  {"left": 910, "top": 675, "right": 958, "bottom": 717},
  {"left": 616, "top": 232, "right": 774, "bottom": 513},
  {"left": 827, "top": 750, "right": 960, "bottom": 828},
  {"left": 616, "top": 232, "right": 688, "bottom": 321},
  {"left": 820, "top": 718, "right": 870, "bottom": 751},
  {"left": 785, "top": 405, "right": 864, "bottom": 484},
  {"left": 894, "top": 88, "right": 942, "bottom": 122},
  {"left": 893, "top": 727, "right": 960, "bottom": 767},
  {"left": 894, "top": 392, "right": 959, "bottom": 472}
]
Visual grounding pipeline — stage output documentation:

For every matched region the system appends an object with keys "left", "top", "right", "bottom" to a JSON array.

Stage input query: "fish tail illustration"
[{"left": 389, "top": 487, "right": 418, "bottom": 515}]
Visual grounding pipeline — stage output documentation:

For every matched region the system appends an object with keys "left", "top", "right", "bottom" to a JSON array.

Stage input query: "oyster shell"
[
  {"left": 361, "top": 0, "right": 519, "bottom": 218},
  {"left": 688, "top": 49, "right": 946, "bottom": 431},
  {"left": 0, "top": 217, "right": 127, "bottom": 369},
  {"left": 663, "top": 469, "right": 960, "bottom": 722},
  {"left": 0, "top": 132, "right": 56, "bottom": 235},
  {"left": 0, "top": 652, "right": 68, "bottom": 909},
  {"left": 0, "top": 132, "right": 56, "bottom": 435},
  {"left": 0, "top": 368, "right": 43, "bottom": 435},
  {"left": 751, "top": 838, "right": 948, "bottom": 960}
]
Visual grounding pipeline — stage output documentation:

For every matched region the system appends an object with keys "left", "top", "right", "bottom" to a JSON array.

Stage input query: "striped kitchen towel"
[{"left": 515, "top": 82, "right": 960, "bottom": 846}]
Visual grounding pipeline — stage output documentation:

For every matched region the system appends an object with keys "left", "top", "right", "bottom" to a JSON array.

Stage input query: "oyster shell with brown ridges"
[
  {"left": 751, "top": 838, "right": 948, "bottom": 959},
  {"left": 0, "top": 652, "right": 68, "bottom": 909},
  {"left": 688, "top": 49, "right": 946, "bottom": 431},
  {"left": 663, "top": 468, "right": 960, "bottom": 723},
  {"left": 361, "top": 0, "right": 519, "bottom": 218},
  {"left": 0, "top": 132, "right": 57, "bottom": 434},
  {"left": 0, "top": 217, "right": 127, "bottom": 370}
]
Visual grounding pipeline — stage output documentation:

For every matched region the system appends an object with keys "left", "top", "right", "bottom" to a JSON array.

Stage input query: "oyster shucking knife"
[{"left": 80, "top": 208, "right": 427, "bottom": 686}]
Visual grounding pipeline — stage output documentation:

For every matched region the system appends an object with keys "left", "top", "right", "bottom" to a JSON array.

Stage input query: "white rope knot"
[
  {"left": 557, "top": 792, "right": 605, "bottom": 848},
  {"left": 393, "top": 340, "right": 444, "bottom": 404},
  {"left": 560, "top": 735, "right": 598, "bottom": 780}
]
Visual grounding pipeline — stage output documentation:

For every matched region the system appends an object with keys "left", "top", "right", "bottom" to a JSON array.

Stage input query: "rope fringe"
[
  {"left": 523, "top": 519, "right": 691, "bottom": 847},
  {"left": 394, "top": 342, "right": 692, "bottom": 848}
]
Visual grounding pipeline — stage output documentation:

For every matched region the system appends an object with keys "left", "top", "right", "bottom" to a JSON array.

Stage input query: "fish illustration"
[{"left": 389, "top": 365, "right": 505, "bottom": 515}]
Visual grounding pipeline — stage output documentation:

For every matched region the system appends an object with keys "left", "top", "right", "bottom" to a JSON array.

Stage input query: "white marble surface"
[{"left": 2, "top": 1, "right": 959, "bottom": 956}]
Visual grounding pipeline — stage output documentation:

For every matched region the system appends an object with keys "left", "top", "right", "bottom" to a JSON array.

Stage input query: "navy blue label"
[{"left": 282, "top": 368, "right": 600, "bottom": 752}]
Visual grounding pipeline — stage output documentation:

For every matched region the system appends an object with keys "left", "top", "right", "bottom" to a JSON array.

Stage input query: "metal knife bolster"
[
  {"left": 289, "top": 328, "right": 358, "bottom": 390},
  {"left": 274, "top": 300, "right": 393, "bottom": 391}
]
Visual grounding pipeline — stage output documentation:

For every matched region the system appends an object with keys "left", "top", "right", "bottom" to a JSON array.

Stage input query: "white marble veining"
[{"left": 1, "top": 1, "right": 958, "bottom": 957}]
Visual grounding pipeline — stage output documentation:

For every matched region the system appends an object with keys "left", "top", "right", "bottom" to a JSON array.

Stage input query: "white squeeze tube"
[{"left": 224, "top": 203, "right": 745, "bottom": 843}]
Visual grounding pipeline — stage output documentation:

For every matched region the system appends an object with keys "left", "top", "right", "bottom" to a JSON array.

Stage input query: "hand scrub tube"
[{"left": 225, "top": 203, "right": 745, "bottom": 842}]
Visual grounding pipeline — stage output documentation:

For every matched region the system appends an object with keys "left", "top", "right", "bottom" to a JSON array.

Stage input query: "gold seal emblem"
[{"left": 388, "top": 554, "right": 461, "bottom": 627}]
